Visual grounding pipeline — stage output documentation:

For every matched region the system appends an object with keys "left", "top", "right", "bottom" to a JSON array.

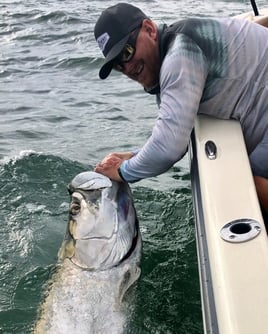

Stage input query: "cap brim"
[
  {"left": 99, "top": 35, "right": 129, "bottom": 79},
  {"left": 99, "top": 62, "right": 113, "bottom": 80}
]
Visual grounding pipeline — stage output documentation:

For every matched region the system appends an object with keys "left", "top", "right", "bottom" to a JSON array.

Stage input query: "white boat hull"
[{"left": 190, "top": 115, "right": 268, "bottom": 334}]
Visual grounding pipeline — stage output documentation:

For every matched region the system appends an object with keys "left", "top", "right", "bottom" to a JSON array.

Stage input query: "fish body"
[{"left": 34, "top": 172, "right": 141, "bottom": 334}]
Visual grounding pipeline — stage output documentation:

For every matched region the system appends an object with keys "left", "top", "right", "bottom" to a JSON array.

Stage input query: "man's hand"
[{"left": 94, "top": 152, "right": 134, "bottom": 181}]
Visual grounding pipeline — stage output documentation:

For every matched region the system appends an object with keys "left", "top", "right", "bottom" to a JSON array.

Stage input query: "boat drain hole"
[{"left": 230, "top": 222, "right": 251, "bottom": 234}]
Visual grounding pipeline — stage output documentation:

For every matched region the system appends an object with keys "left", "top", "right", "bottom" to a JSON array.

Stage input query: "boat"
[{"left": 189, "top": 6, "right": 268, "bottom": 334}]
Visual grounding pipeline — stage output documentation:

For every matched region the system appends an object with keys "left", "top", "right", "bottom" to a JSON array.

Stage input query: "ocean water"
[{"left": 0, "top": 0, "right": 265, "bottom": 333}]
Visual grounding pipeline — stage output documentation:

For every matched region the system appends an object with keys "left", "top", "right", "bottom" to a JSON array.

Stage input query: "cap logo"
[{"left": 97, "top": 32, "right": 110, "bottom": 52}]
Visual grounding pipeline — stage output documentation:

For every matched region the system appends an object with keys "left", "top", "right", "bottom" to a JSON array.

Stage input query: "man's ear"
[{"left": 142, "top": 19, "right": 158, "bottom": 39}]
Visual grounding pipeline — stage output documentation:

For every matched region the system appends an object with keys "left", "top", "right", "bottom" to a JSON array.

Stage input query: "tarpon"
[{"left": 34, "top": 171, "right": 141, "bottom": 334}]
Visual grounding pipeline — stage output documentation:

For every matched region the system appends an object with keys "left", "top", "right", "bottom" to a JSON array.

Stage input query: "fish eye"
[{"left": 70, "top": 201, "right": 81, "bottom": 215}]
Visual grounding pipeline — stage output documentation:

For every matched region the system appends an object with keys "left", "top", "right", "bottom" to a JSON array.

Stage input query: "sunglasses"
[{"left": 113, "top": 27, "right": 141, "bottom": 72}]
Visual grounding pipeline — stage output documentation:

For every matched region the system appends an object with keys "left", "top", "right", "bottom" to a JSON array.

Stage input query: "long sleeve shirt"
[{"left": 120, "top": 17, "right": 268, "bottom": 182}]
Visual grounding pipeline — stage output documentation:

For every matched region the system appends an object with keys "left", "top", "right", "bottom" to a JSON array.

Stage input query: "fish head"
[{"left": 59, "top": 171, "right": 140, "bottom": 271}]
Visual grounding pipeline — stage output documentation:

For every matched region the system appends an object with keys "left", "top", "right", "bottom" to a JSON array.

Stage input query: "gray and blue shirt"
[{"left": 120, "top": 17, "right": 268, "bottom": 182}]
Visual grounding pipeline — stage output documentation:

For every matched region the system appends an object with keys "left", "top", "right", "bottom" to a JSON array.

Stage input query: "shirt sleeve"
[{"left": 120, "top": 34, "right": 208, "bottom": 182}]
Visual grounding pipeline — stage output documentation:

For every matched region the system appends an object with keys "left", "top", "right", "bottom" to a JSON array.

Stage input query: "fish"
[{"left": 34, "top": 171, "right": 141, "bottom": 334}]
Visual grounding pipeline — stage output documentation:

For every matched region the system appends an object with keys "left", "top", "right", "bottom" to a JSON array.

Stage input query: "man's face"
[{"left": 115, "top": 20, "right": 160, "bottom": 90}]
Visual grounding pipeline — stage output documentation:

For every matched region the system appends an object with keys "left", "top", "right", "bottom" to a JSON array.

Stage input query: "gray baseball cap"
[{"left": 94, "top": 3, "right": 148, "bottom": 79}]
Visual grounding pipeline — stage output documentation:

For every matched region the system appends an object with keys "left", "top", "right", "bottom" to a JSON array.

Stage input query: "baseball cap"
[{"left": 94, "top": 3, "right": 148, "bottom": 79}]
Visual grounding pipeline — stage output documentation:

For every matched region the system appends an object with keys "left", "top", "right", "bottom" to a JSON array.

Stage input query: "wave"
[
  {"left": 0, "top": 152, "right": 89, "bottom": 191},
  {"left": 0, "top": 150, "right": 86, "bottom": 172},
  {"left": 2, "top": 8, "right": 88, "bottom": 25},
  {"left": 0, "top": 149, "right": 38, "bottom": 163},
  {"left": 33, "top": 10, "right": 84, "bottom": 24},
  {"left": 53, "top": 56, "right": 97, "bottom": 69}
]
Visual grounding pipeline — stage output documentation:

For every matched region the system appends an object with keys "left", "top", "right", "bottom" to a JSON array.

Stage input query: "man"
[{"left": 94, "top": 3, "right": 268, "bottom": 214}]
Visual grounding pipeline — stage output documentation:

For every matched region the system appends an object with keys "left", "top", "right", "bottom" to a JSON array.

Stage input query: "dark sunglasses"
[{"left": 113, "top": 27, "right": 141, "bottom": 72}]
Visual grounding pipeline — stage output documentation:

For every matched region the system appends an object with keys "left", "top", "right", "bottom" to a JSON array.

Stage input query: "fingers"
[
  {"left": 100, "top": 155, "right": 122, "bottom": 167},
  {"left": 94, "top": 162, "right": 122, "bottom": 182},
  {"left": 105, "top": 151, "right": 134, "bottom": 161},
  {"left": 94, "top": 151, "right": 133, "bottom": 181}
]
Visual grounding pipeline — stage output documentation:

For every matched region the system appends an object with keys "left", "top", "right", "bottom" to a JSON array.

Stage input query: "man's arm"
[{"left": 95, "top": 34, "right": 208, "bottom": 182}]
